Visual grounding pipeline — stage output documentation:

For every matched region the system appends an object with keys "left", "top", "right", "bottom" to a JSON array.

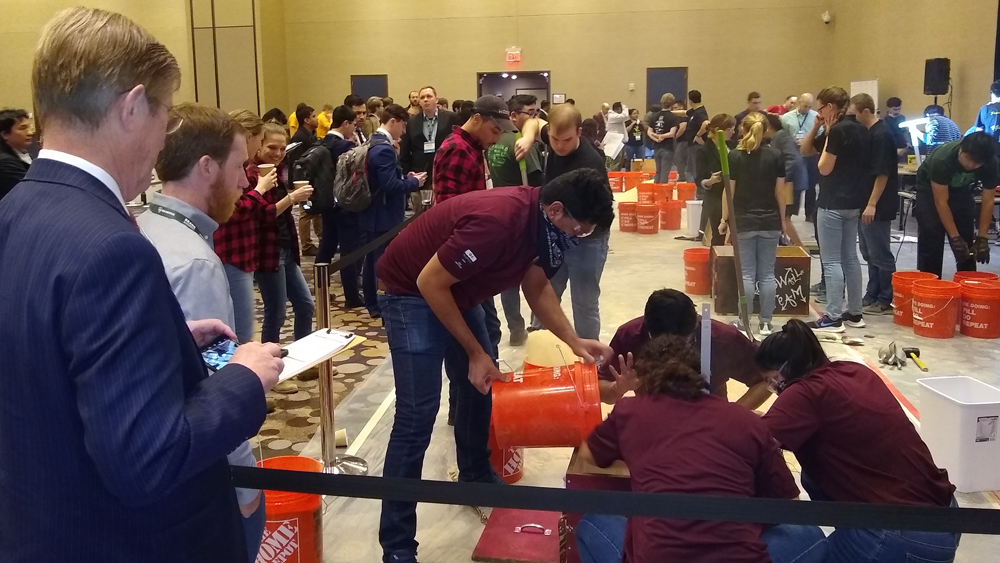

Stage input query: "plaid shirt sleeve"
[
  {"left": 212, "top": 163, "right": 278, "bottom": 272},
  {"left": 432, "top": 130, "right": 486, "bottom": 204}
]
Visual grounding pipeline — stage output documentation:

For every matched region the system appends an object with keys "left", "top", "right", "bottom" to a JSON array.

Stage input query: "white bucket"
[
  {"left": 685, "top": 200, "right": 702, "bottom": 238},
  {"left": 917, "top": 376, "right": 1000, "bottom": 492}
]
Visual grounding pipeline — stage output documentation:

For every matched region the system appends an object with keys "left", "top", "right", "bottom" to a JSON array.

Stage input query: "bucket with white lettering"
[
  {"left": 892, "top": 271, "right": 939, "bottom": 327},
  {"left": 618, "top": 202, "right": 637, "bottom": 232},
  {"left": 683, "top": 247, "right": 712, "bottom": 295},
  {"left": 911, "top": 279, "right": 961, "bottom": 339},
  {"left": 489, "top": 421, "right": 524, "bottom": 483},
  {"left": 256, "top": 456, "right": 323, "bottom": 563},
  {"left": 960, "top": 280, "right": 1000, "bottom": 339},
  {"left": 636, "top": 204, "right": 660, "bottom": 234}
]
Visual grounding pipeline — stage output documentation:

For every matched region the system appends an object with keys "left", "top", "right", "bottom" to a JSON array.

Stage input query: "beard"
[{"left": 207, "top": 172, "right": 241, "bottom": 224}]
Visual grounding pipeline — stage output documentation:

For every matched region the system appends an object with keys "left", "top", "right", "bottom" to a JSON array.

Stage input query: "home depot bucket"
[
  {"left": 637, "top": 183, "right": 657, "bottom": 204},
  {"left": 489, "top": 421, "right": 523, "bottom": 484},
  {"left": 911, "top": 279, "right": 962, "bottom": 338},
  {"left": 676, "top": 182, "right": 697, "bottom": 202},
  {"left": 953, "top": 271, "right": 999, "bottom": 284},
  {"left": 257, "top": 456, "right": 323, "bottom": 563},
  {"left": 668, "top": 170, "right": 679, "bottom": 181},
  {"left": 618, "top": 202, "right": 637, "bottom": 232},
  {"left": 608, "top": 172, "right": 625, "bottom": 193},
  {"left": 660, "top": 200, "right": 683, "bottom": 230},
  {"left": 684, "top": 247, "right": 712, "bottom": 295},
  {"left": 892, "top": 271, "right": 939, "bottom": 327},
  {"left": 636, "top": 204, "right": 660, "bottom": 234},
  {"left": 960, "top": 280, "right": 1000, "bottom": 339},
  {"left": 492, "top": 362, "right": 602, "bottom": 449},
  {"left": 623, "top": 172, "right": 643, "bottom": 191},
  {"left": 653, "top": 183, "right": 671, "bottom": 202}
]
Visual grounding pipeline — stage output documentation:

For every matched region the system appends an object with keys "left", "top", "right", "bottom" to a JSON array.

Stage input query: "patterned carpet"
[{"left": 248, "top": 252, "right": 389, "bottom": 460}]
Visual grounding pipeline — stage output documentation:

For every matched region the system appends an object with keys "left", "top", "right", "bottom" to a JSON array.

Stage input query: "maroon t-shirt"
[
  {"left": 598, "top": 316, "right": 763, "bottom": 397},
  {"left": 377, "top": 187, "right": 540, "bottom": 311},
  {"left": 763, "top": 361, "right": 955, "bottom": 506},
  {"left": 587, "top": 393, "right": 799, "bottom": 563}
]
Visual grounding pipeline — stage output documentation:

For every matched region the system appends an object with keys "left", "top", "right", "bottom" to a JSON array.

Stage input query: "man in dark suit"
[
  {"left": 0, "top": 8, "right": 283, "bottom": 562},
  {"left": 360, "top": 103, "right": 427, "bottom": 317},
  {"left": 0, "top": 108, "right": 32, "bottom": 202},
  {"left": 399, "top": 86, "right": 461, "bottom": 210}
]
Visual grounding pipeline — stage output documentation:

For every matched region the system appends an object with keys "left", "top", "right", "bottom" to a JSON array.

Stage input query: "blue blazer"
[
  {"left": 359, "top": 133, "right": 420, "bottom": 233},
  {"left": 0, "top": 159, "right": 266, "bottom": 562}
]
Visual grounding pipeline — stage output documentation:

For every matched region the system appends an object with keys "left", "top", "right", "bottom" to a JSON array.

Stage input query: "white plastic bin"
[
  {"left": 685, "top": 200, "right": 702, "bottom": 238},
  {"left": 917, "top": 376, "right": 1000, "bottom": 492}
]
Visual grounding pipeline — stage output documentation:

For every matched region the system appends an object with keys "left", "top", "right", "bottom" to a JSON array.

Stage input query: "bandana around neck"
[{"left": 536, "top": 204, "right": 579, "bottom": 278}]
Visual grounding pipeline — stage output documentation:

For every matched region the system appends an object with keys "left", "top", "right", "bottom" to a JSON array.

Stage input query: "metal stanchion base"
[{"left": 324, "top": 455, "right": 369, "bottom": 476}]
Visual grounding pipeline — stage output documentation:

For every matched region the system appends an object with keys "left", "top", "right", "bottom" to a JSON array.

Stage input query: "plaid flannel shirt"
[
  {"left": 432, "top": 126, "right": 487, "bottom": 203},
  {"left": 249, "top": 159, "right": 300, "bottom": 272},
  {"left": 212, "top": 161, "right": 276, "bottom": 272}
]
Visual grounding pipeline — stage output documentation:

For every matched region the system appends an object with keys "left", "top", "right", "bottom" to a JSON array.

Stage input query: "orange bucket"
[
  {"left": 618, "top": 202, "right": 637, "bottom": 232},
  {"left": 623, "top": 172, "right": 643, "bottom": 191},
  {"left": 607, "top": 172, "right": 625, "bottom": 193},
  {"left": 960, "top": 280, "right": 1000, "bottom": 339},
  {"left": 953, "top": 271, "right": 999, "bottom": 284},
  {"left": 892, "top": 271, "right": 938, "bottom": 326},
  {"left": 911, "top": 279, "right": 962, "bottom": 338},
  {"left": 677, "top": 182, "right": 697, "bottom": 202},
  {"left": 489, "top": 421, "right": 523, "bottom": 484},
  {"left": 684, "top": 247, "right": 712, "bottom": 295},
  {"left": 653, "top": 183, "right": 671, "bottom": 202},
  {"left": 641, "top": 171, "right": 655, "bottom": 182},
  {"left": 492, "top": 362, "right": 602, "bottom": 448},
  {"left": 668, "top": 170, "right": 679, "bottom": 181},
  {"left": 636, "top": 204, "right": 659, "bottom": 234},
  {"left": 257, "top": 456, "right": 323, "bottom": 563},
  {"left": 637, "top": 183, "right": 657, "bottom": 204},
  {"left": 660, "top": 200, "right": 683, "bottom": 230}
]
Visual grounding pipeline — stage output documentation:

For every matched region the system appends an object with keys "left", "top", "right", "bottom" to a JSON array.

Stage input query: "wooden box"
[
  {"left": 473, "top": 508, "right": 564, "bottom": 563},
  {"left": 712, "top": 245, "right": 811, "bottom": 317},
  {"left": 563, "top": 447, "right": 632, "bottom": 563},
  {"left": 641, "top": 159, "right": 657, "bottom": 173}
]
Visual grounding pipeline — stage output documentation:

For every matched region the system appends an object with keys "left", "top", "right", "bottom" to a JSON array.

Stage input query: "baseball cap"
[{"left": 472, "top": 95, "right": 516, "bottom": 132}]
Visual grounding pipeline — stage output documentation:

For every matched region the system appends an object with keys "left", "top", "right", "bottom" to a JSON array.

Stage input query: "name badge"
[
  {"left": 423, "top": 141, "right": 436, "bottom": 154},
  {"left": 795, "top": 132, "right": 805, "bottom": 142},
  {"left": 634, "top": 133, "right": 642, "bottom": 141}
]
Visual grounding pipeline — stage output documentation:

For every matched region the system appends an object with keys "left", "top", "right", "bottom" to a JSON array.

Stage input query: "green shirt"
[
  {"left": 916, "top": 140, "right": 1000, "bottom": 195},
  {"left": 486, "top": 131, "right": 541, "bottom": 187}
]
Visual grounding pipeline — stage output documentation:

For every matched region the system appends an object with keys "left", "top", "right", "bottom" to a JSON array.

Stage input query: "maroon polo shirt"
[
  {"left": 587, "top": 393, "right": 799, "bottom": 563},
  {"left": 763, "top": 361, "right": 955, "bottom": 507},
  {"left": 378, "top": 186, "right": 540, "bottom": 311},
  {"left": 598, "top": 316, "right": 763, "bottom": 398}
]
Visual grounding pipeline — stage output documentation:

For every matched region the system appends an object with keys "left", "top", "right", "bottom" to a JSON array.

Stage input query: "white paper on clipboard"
[
  {"left": 602, "top": 132, "right": 625, "bottom": 159},
  {"left": 279, "top": 329, "right": 359, "bottom": 382}
]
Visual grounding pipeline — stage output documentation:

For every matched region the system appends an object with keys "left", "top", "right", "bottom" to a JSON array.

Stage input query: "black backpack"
[
  {"left": 333, "top": 136, "right": 391, "bottom": 212},
  {"left": 292, "top": 145, "right": 336, "bottom": 215}
]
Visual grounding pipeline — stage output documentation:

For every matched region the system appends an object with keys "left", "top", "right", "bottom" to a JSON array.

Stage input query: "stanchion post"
[{"left": 313, "top": 263, "right": 337, "bottom": 467}]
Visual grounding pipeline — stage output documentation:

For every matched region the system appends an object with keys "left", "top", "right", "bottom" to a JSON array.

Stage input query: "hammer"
[{"left": 902, "top": 347, "right": 928, "bottom": 372}]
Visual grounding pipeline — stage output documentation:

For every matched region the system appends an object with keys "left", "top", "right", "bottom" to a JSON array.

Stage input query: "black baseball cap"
[{"left": 472, "top": 95, "right": 516, "bottom": 132}]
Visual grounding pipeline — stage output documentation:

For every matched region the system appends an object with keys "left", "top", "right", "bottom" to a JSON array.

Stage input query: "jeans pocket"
[{"left": 905, "top": 555, "right": 955, "bottom": 563}]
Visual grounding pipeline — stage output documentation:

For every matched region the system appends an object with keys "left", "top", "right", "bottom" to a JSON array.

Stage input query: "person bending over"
[
  {"left": 599, "top": 289, "right": 771, "bottom": 410},
  {"left": 757, "top": 320, "right": 959, "bottom": 563},
  {"left": 577, "top": 335, "right": 826, "bottom": 563}
]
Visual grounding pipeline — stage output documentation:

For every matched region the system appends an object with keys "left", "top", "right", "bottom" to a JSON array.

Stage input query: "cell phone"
[{"left": 201, "top": 336, "right": 238, "bottom": 372}]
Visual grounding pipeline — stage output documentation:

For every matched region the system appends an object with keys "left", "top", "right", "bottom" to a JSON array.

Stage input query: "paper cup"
[
  {"left": 258, "top": 163, "right": 275, "bottom": 174},
  {"left": 335, "top": 428, "right": 349, "bottom": 448},
  {"left": 293, "top": 181, "right": 309, "bottom": 189}
]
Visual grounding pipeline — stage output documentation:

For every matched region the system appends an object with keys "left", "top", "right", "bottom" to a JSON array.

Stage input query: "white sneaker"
[{"left": 759, "top": 321, "right": 774, "bottom": 336}]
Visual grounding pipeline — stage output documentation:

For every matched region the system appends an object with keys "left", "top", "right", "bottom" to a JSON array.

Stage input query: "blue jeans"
[
  {"left": 378, "top": 295, "right": 498, "bottom": 562},
  {"left": 243, "top": 493, "right": 266, "bottom": 562},
  {"left": 858, "top": 220, "right": 896, "bottom": 306},
  {"left": 653, "top": 147, "right": 675, "bottom": 183},
  {"left": 224, "top": 263, "right": 256, "bottom": 343},
  {"left": 530, "top": 232, "right": 610, "bottom": 339},
  {"left": 736, "top": 230, "right": 781, "bottom": 322},
  {"left": 255, "top": 247, "right": 315, "bottom": 343},
  {"left": 322, "top": 211, "right": 363, "bottom": 304},
  {"left": 803, "top": 154, "right": 819, "bottom": 218},
  {"left": 817, "top": 208, "right": 863, "bottom": 319},
  {"left": 362, "top": 230, "right": 388, "bottom": 315},
  {"left": 624, "top": 145, "right": 644, "bottom": 170},
  {"left": 577, "top": 514, "right": 827, "bottom": 563}
]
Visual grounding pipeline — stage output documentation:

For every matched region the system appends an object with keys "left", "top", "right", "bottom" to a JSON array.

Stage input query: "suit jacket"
[
  {"left": 360, "top": 132, "right": 419, "bottom": 233},
  {"left": 399, "top": 109, "right": 462, "bottom": 178},
  {"left": 0, "top": 159, "right": 267, "bottom": 562},
  {"left": 0, "top": 144, "right": 30, "bottom": 202}
]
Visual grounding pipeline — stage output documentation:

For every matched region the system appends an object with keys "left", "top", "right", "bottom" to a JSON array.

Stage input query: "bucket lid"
[
  {"left": 912, "top": 279, "right": 962, "bottom": 294},
  {"left": 960, "top": 279, "right": 1000, "bottom": 295}
]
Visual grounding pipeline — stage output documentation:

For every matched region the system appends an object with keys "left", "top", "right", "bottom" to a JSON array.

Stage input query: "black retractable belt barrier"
[
  {"left": 231, "top": 467, "right": 1000, "bottom": 535},
  {"left": 324, "top": 211, "right": 420, "bottom": 275}
]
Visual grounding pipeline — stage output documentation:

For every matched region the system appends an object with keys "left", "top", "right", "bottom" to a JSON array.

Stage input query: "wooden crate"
[
  {"left": 563, "top": 447, "right": 631, "bottom": 563},
  {"left": 641, "top": 159, "right": 657, "bottom": 173},
  {"left": 712, "top": 245, "right": 811, "bottom": 317}
]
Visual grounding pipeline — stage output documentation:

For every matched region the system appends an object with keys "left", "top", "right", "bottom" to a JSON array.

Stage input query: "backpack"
[
  {"left": 292, "top": 145, "right": 336, "bottom": 215},
  {"left": 333, "top": 136, "right": 391, "bottom": 212}
]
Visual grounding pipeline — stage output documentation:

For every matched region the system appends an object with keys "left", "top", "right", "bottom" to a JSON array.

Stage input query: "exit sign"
[{"left": 505, "top": 47, "right": 521, "bottom": 63}]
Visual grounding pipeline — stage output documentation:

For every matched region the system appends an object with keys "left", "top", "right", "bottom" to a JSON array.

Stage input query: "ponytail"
[
  {"left": 755, "top": 319, "right": 829, "bottom": 383},
  {"left": 817, "top": 86, "right": 850, "bottom": 122},
  {"left": 736, "top": 113, "right": 766, "bottom": 152},
  {"left": 707, "top": 113, "right": 735, "bottom": 136}
]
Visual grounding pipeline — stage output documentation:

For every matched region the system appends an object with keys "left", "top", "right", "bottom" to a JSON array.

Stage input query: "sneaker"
[
  {"left": 759, "top": 321, "right": 774, "bottom": 336},
  {"left": 810, "top": 283, "right": 826, "bottom": 296},
  {"left": 842, "top": 313, "right": 866, "bottom": 328},
  {"left": 862, "top": 298, "right": 875, "bottom": 308},
  {"left": 509, "top": 330, "right": 528, "bottom": 347},
  {"left": 806, "top": 315, "right": 845, "bottom": 333},
  {"left": 813, "top": 293, "right": 827, "bottom": 304},
  {"left": 862, "top": 303, "right": 894, "bottom": 316}
]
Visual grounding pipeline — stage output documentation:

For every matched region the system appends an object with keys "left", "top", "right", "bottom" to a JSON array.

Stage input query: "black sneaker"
[
  {"left": 842, "top": 313, "right": 866, "bottom": 328},
  {"left": 862, "top": 303, "right": 893, "bottom": 316},
  {"left": 509, "top": 330, "right": 528, "bottom": 347},
  {"left": 806, "top": 315, "right": 845, "bottom": 333},
  {"left": 810, "top": 283, "right": 826, "bottom": 296}
]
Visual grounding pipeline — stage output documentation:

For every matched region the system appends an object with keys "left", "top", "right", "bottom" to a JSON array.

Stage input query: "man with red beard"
[{"left": 135, "top": 102, "right": 269, "bottom": 560}]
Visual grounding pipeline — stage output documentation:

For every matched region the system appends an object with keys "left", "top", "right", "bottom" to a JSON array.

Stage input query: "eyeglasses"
[
  {"left": 563, "top": 208, "right": 595, "bottom": 238},
  {"left": 121, "top": 89, "right": 182, "bottom": 134},
  {"left": 514, "top": 109, "right": 537, "bottom": 117}
]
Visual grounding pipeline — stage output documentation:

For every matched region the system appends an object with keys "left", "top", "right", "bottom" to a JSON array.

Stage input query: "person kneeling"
[{"left": 577, "top": 335, "right": 826, "bottom": 563}]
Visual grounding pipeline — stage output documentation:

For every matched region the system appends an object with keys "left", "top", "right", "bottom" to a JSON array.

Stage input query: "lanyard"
[
  {"left": 148, "top": 203, "right": 208, "bottom": 241},
  {"left": 798, "top": 113, "right": 808, "bottom": 132}
]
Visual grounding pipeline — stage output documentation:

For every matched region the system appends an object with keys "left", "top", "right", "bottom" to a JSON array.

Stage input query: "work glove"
[
  {"left": 949, "top": 235, "right": 974, "bottom": 263},
  {"left": 974, "top": 236, "right": 991, "bottom": 264}
]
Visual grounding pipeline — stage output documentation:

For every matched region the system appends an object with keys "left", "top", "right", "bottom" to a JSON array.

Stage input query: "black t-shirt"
[
  {"left": 541, "top": 125, "right": 609, "bottom": 182},
  {"left": 883, "top": 114, "right": 908, "bottom": 150},
  {"left": 867, "top": 120, "right": 900, "bottom": 221},
  {"left": 729, "top": 146, "right": 785, "bottom": 232},
  {"left": 625, "top": 120, "right": 645, "bottom": 147},
  {"left": 916, "top": 139, "right": 1000, "bottom": 196},
  {"left": 680, "top": 106, "right": 709, "bottom": 144},
  {"left": 812, "top": 116, "right": 871, "bottom": 210},
  {"left": 649, "top": 110, "right": 680, "bottom": 150}
]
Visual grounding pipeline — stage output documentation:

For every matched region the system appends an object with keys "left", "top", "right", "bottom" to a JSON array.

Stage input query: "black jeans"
[
  {"left": 333, "top": 211, "right": 363, "bottom": 304},
  {"left": 362, "top": 230, "right": 389, "bottom": 314},
  {"left": 915, "top": 190, "right": 977, "bottom": 279},
  {"left": 803, "top": 154, "right": 819, "bottom": 218}
]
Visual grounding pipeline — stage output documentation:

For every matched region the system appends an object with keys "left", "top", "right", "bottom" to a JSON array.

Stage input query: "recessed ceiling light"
[{"left": 501, "top": 73, "right": 509, "bottom": 78}]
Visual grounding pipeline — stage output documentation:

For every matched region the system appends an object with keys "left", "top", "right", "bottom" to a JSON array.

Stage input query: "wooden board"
[{"left": 472, "top": 508, "right": 564, "bottom": 563}]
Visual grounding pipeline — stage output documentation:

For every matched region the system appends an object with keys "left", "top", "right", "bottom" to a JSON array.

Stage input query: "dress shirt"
[
  {"left": 37, "top": 148, "right": 126, "bottom": 210},
  {"left": 422, "top": 109, "right": 439, "bottom": 142},
  {"left": 780, "top": 109, "right": 818, "bottom": 141}
]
